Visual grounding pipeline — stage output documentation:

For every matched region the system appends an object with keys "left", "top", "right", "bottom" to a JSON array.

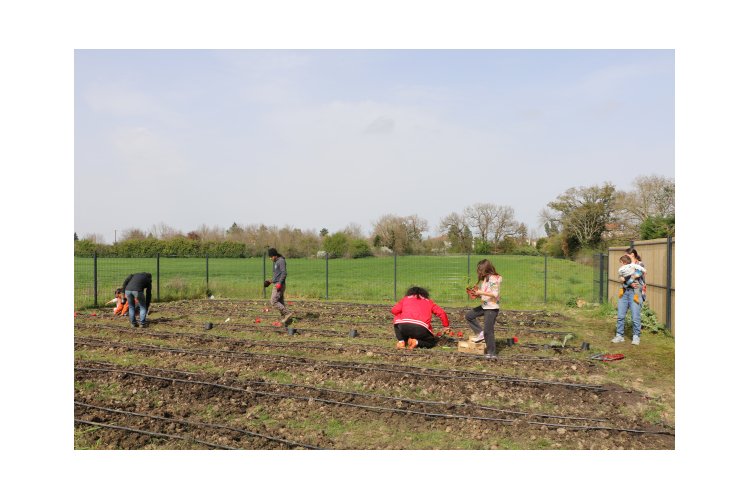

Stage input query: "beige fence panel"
[{"left": 608, "top": 237, "right": 675, "bottom": 334}]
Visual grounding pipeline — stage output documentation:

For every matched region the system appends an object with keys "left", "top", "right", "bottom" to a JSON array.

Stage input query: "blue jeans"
[
  {"left": 616, "top": 287, "right": 641, "bottom": 338},
  {"left": 125, "top": 290, "right": 148, "bottom": 325}
]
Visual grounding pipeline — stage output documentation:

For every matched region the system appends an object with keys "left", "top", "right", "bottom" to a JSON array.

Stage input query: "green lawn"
[{"left": 74, "top": 254, "right": 596, "bottom": 309}]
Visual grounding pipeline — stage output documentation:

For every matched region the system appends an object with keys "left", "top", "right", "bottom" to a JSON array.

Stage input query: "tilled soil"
[{"left": 74, "top": 299, "right": 674, "bottom": 450}]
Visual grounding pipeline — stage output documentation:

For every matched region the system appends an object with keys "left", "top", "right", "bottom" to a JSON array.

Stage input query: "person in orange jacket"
[
  {"left": 107, "top": 288, "right": 130, "bottom": 316},
  {"left": 391, "top": 286, "right": 451, "bottom": 349}
]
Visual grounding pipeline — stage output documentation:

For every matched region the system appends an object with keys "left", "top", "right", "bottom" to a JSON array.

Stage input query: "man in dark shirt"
[
  {"left": 265, "top": 248, "right": 293, "bottom": 325},
  {"left": 122, "top": 272, "right": 152, "bottom": 327}
]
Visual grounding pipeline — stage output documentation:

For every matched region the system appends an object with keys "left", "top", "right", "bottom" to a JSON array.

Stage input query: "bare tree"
[
  {"left": 615, "top": 175, "right": 675, "bottom": 232},
  {"left": 193, "top": 224, "right": 225, "bottom": 241},
  {"left": 490, "top": 205, "right": 520, "bottom": 245},
  {"left": 148, "top": 222, "right": 183, "bottom": 240},
  {"left": 371, "top": 214, "right": 427, "bottom": 254},
  {"left": 82, "top": 233, "right": 105, "bottom": 244},
  {"left": 120, "top": 228, "right": 147, "bottom": 241},
  {"left": 403, "top": 214, "right": 429, "bottom": 243},
  {"left": 463, "top": 203, "right": 519, "bottom": 246},
  {"left": 342, "top": 222, "right": 365, "bottom": 239},
  {"left": 463, "top": 203, "right": 496, "bottom": 241}
]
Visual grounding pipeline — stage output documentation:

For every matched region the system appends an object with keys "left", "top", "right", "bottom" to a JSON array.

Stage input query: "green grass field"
[{"left": 74, "top": 254, "right": 596, "bottom": 309}]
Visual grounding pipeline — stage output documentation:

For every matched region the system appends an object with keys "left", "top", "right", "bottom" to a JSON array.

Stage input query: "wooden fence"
[{"left": 608, "top": 237, "right": 675, "bottom": 334}]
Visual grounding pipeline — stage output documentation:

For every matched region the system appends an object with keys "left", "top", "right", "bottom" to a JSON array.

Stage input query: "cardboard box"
[{"left": 457, "top": 340, "right": 486, "bottom": 354}]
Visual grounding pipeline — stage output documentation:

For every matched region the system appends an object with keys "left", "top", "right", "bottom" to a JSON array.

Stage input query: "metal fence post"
[
  {"left": 156, "top": 253, "right": 160, "bottom": 302},
  {"left": 666, "top": 236, "right": 673, "bottom": 331},
  {"left": 325, "top": 252, "right": 329, "bottom": 300},
  {"left": 544, "top": 253, "right": 548, "bottom": 303},
  {"left": 393, "top": 251, "right": 397, "bottom": 302},
  {"left": 599, "top": 253, "right": 609, "bottom": 304},
  {"left": 262, "top": 249, "right": 267, "bottom": 299},
  {"left": 93, "top": 252, "right": 98, "bottom": 306},
  {"left": 467, "top": 251, "right": 471, "bottom": 284},
  {"left": 205, "top": 253, "right": 209, "bottom": 296}
]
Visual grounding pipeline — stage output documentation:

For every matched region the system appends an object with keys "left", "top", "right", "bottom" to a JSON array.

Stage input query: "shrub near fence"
[{"left": 74, "top": 253, "right": 597, "bottom": 310}]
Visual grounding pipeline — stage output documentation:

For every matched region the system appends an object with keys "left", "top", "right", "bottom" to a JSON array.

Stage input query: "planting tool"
[{"left": 590, "top": 353, "right": 625, "bottom": 362}]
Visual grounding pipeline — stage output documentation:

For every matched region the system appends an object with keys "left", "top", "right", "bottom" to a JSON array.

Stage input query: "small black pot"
[
  {"left": 204, "top": 322, "right": 213, "bottom": 330},
  {"left": 581, "top": 342, "right": 590, "bottom": 351},
  {"left": 349, "top": 329, "right": 358, "bottom": 338},
  {"left": 287, "top": 327, "right": 297, "bottom": 335}
]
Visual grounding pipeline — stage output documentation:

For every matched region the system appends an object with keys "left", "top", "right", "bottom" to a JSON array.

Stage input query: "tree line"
[{"left": 75, "top": 175, "right": 674, "bottom": 259}]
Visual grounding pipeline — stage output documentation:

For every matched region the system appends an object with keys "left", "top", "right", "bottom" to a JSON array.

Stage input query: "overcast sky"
[{"left": 74, "top": 49, "right": 674, "bottom": 242}]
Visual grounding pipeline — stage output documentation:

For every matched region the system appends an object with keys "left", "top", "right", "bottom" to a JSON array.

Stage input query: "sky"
[{"left": 74, "top": 49, "right": 674, "bottom": 242}]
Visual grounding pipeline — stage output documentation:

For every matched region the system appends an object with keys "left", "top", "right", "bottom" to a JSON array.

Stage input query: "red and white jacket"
[{"left": 391, "top": 295, "right": 450, "bottom": 333}]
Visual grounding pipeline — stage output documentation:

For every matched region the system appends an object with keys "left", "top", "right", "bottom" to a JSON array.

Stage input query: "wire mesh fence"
[{"left": 74, "top": 252, "right": 601, "bottom": 310}]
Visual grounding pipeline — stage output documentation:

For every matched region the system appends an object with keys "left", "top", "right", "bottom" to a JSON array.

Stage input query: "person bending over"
[
  {"left": 391, "top": 286, "right": 450, "bottom": 349},
  {"left": 122, "top": 272, "right": 152, "bottom": 328}
]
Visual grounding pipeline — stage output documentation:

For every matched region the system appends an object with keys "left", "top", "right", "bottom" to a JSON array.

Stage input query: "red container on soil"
[
  {"left": 513, "top": 336, "right": 519, "bottom": 343},
  {"left": 457, "top": 331, "right": 464, "bottom": 337}
]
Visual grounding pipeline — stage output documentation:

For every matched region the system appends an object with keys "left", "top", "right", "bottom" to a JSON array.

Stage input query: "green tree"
[
  {"left": 349, "top": 239, "right": 373, "bottom": 258},
  {"left": 439, "top": 212, "right": 473, "bottom": 253},
  {"left": 545, "top": 183, "right": 617, "bottom": 249},
  {"left": 323, "top": 232, "right": 349, "bottom": 258},
  {"left": 640, "top": 215, "right": 675, "bottom": 239},
  {"left": 474, "top": 239, "right": 492, "bottom": 254}
]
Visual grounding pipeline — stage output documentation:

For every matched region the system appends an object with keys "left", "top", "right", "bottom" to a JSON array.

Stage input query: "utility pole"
[{"left": 114, "top": 229, "right": 117, "bottom": 244}]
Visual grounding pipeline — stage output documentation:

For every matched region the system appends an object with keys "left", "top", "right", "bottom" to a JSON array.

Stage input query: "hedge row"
[{"left": 74, "top": 238, "right": 250, "bottom": 258}]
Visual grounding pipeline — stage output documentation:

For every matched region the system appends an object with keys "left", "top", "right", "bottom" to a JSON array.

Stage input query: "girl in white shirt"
[{"left": 465, "top": 259, "right": 502, "bottom": 359}]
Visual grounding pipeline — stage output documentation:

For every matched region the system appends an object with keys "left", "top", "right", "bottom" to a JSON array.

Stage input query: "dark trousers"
[
  {"left": 393, "top": 323, "right": 437, "bottom": 348},
  {"left": 465, "top": 306, "right": 499, "bottom": 355}
]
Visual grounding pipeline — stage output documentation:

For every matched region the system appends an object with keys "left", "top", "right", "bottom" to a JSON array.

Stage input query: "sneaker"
[
  {"left": 611, "top": 336, "right": 625, "bottom": 343},
  {"left": 281, "top": 313, "right": 294, "bottom": 325},
  {"left": 396, "top": 340, "right": 406, "bottom": 349},
  {"left": 471, "top": 331, "right": 485, "bottom": 343},
  {"left": 484, "top": 353, "right": 498, "bottom": 361},
  {"left": 139, "top": 321, "right": 148, "bottom": 328},
  {"left": 631, "top": 336, "right": 640, "bottom": 345},
  {"left": 407, "top": 338, "right": 418, "bottom": 349},
  {"left": 130, "top": 322, "right": 138, "bottom": 328}
]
